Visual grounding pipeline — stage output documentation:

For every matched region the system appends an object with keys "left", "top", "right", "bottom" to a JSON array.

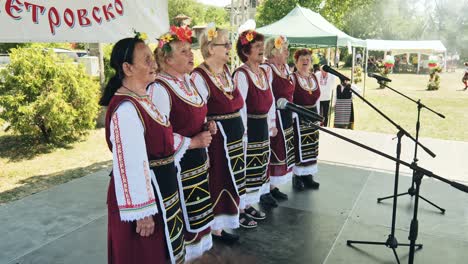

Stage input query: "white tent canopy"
[{"left": 366, "top": 40, "right": 446, "bottom": 54}]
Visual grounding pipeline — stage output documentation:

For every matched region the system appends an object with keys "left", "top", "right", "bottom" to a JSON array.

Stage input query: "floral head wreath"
[
  {"left": 274, "top": 35, "right": 287, "bottom": 50},
  {"left": 157, "top": 26, "right": 196, "bottom": 53},
  {"left": 239, "top": 30, "right": 257, "bottom": 45},
  {"left": 133, "top": 29, "right": 148, "bottom": 42}
]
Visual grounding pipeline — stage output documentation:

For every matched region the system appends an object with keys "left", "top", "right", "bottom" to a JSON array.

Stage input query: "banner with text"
[{"left": 0, "top": 0, "right": 169, "bottom": 43}]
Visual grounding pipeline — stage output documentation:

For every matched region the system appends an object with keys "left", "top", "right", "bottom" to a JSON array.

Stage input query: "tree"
[
  {"left": 168, "top": 0, "right": 229, "bottom": 27},
  {"left": 0, "top": 47, "right": 100, "bottom": 144}
]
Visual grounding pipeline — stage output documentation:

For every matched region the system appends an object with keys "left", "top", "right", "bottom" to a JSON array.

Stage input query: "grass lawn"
[
  {"left": 0, "top": 128, "right": 111, "bottom": 204},
  {"left": 1, "top": 69, "right": 467, "bottom": 204},
  {"left": 337, "top": 68, "right": 468, "bottom": 141}
]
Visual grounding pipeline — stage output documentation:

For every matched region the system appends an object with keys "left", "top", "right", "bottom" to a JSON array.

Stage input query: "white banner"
[{"left": 0, "top": 0, "right": 169, "bottom": 43}]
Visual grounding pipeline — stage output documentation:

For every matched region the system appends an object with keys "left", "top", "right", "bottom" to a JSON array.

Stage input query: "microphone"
[
  {"left": 277, "top": 98, "right": 324, "bottom": 122},
  {"left": 368, "top": 73, "right": 392, "bottom": 83},
  {"left": 322, "top": 65, "right": 350, "bottom": 82}
]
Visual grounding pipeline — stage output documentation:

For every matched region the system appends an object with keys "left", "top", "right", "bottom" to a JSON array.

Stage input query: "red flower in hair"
[
  {"left": 240, "top": 30, "right": 256, "bottom": 45},
  {"left": 170, "top": 26, "right": 193, "bottom": 43}
]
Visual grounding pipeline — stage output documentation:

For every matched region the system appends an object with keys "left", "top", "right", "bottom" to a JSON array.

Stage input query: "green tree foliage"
[
  {"left": 256, "top": 0, "right": 375, "bottom": 28},
  {"left": 168, "top": 0, "right": 229, "bottom": 27},
  {"left": 0, "top": 48, "right": 100, "bottom": 144}
]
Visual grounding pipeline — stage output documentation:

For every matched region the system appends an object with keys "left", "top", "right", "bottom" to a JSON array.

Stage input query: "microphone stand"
[
  {"left": 376, "top": 81, "right": 446, "bottom": 214},
  {"left": 338, "top": 82, "right": 434, "bottom": 264},
  {"left": 301, "top": 120, "right": 468, "bottom": 264}
]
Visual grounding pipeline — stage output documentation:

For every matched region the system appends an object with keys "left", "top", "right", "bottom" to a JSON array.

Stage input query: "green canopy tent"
[
  {"left": 256, "top": 5, "right": 366, "bottom": 48},
  {"left": 257, "top": 5, "right": 367, "bottom": 86},
  {"left": 256, "top": 5, "right": 337, "bottom": 47}
]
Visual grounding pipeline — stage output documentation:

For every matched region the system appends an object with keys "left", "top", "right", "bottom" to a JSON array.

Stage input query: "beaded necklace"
[
  {"left": 296, "top": 72, "right": 316, "bottom": 95},
  {"left": 244, "top": 63, "right": 266, "bottom": 89},
  {"left": 119, "top": 85, "right": 166, "bottom": 123},
  {"left": 203, "top": 62, "right": 234, "bottom": 100},
  {"left": 161, "top": 72, "right": 197, "bottom": 97}
]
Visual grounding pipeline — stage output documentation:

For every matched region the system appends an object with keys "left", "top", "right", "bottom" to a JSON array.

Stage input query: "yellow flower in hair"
[
  {"left": 139, "top": 32, "right": 148, "bottom": 41},
  {"left": 207, "top": 28, "right": 218, "bottom": 41},
  {"left": 246, "top": 32, "right": 255, "bottom": 42},
  {"left": 161, "top": 33, "right": 174, "bottom": 43},
  {"left": 274, "top": 36, "right": 284, "bottom": 50}
]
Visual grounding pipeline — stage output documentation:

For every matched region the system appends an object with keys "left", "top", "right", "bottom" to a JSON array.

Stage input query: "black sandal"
[
  {"left": 245, "top": 206, "right": 266, "bottom": 220},
  {"left": 239, "top": 213, "right": 257, "bottom": 229}
]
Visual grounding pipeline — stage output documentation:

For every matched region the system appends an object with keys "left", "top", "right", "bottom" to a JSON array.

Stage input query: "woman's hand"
[
  {"left": 206, "top": 120, "right": 217, "bottom": 135},
  {"left": 190, "top": 131, "right": 212, "bottom": 149},
  {"left": 136, "top": 216, "right": 155, "bottom": 237}
]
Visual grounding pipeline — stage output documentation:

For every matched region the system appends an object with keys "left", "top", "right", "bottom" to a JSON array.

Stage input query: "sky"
[{"left": 196, "top": 0, "right": 231, "bottom": 7}]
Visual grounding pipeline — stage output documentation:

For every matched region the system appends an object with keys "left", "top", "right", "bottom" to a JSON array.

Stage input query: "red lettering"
[
  {"left": 48, "top": 7, "right": 60, "bottom": 35},
  {"left": 114, "top": 0, "right": 124, "bottom": 15},
  {"left": 92, "top": 7, "right": 102, "bottom": 24},
  {"left": 77, "top": 9, "right": 91, "bottom": 26},
  {"left": 102, "top": 4, "right": 115, "bottom": 21},
  {"left": 63, "top": 8, "right": 75, "bottom": 28},
  {"left": 6, "top": 0, "right": 23, "bottom": 20},
  {"left": 24, "top": 2, "right": 45, "bottom": 24}
]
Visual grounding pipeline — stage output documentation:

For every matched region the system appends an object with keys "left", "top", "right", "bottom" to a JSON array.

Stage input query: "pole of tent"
[
  {"left": 417, "top": 52, "right": 421, "bottom": 74},
  {"left": 364, "top": 47, "right": 368, "bottom": 97},
  {"left": 351, "top": 46, "right": 356, "bottom": 83}
]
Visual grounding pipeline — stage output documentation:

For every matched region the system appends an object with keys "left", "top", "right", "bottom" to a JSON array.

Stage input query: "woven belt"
[
  {"left": 247, "top": 113, "right": 268, "bottom": 119},
  {"left": 207, "top": 112, "right": 241, "bottom": 121},
  {"left": 149, "top": 155, "right": 174, "bottom": 167}
]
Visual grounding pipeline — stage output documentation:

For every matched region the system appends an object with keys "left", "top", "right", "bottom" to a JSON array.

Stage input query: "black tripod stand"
[
  {"left": 376, "top": 82, "right": 446, "bottom": 214},
  {"left": 300, "top": 114, "right": 468, "bottom": 264},
  {"left": 337, "top": 83, "right": 435, "bottom": 264}
]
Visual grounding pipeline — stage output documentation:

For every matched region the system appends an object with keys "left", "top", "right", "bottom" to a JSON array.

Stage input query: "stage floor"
[{"left": 2, "top": 161, "right": 467, "bottom": 264}]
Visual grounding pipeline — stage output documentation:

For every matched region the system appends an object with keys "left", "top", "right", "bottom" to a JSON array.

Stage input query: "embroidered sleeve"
[
  {"left": 233, "top": 70, "right": 248, "bottom": 137},
  {"left": 191, "top": 71, "right": 209, "bottom": 103},
  {"left": 110, "top": 102, "right": 158, "bottom": 222},
  {"left": 147, "top": 82, "right": 171, "bottom": 116}
]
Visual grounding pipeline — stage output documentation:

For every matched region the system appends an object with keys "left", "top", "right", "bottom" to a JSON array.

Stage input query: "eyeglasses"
[{"left": 212, "top": 43, "right": 232, "bottom": 49}]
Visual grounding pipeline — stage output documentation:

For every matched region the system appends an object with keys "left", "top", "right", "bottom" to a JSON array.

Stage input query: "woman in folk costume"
[
  {"left": 233, "top": 30, "right": 277, "bottom": 215},
  {"left": 333, "top": 80, "right": 362, "bottom": 129},
  {"left": 291, "top": 49, "right": 321, "bottom": 190},
  {"left": 102, "top": 34, "right": 185, "bottom": 264},
  {"left": 192, "top": 25, "right": 255, "bottom": 232},
  {"left": 260, "top": 36, "right": 295, "bottom": 205},
  {"left": 149, "top": 26, "right": 215, "bottom": 261}
]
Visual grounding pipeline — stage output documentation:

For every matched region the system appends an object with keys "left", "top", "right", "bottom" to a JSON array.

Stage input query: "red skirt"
[
  {"left": 207, "top": 131, "right": 240, "bottom": 221},
  {"left": 107, "top": 178, "right": 169, "bottom": 264}
]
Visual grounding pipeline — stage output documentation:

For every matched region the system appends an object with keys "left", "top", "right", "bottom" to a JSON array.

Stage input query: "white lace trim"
[
  {"left": 239, "top": 194, "right": 247, "bottom": 210},
  {"left": 293, "top": 164, "right": 318, "bottom": 176},
  {"left": 270, "top": 171, "right": 293, "bottom": 186},
  {"left": 184, "top": 232, "right": 213, "bottom": 262},
  {"left": 119, "top": 206, "right": 158, "bottom": 222},
  {"left": 211, "top": 214, "right": 240, "bottom": 230}
]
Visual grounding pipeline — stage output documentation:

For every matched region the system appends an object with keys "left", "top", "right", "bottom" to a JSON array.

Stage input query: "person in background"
[
  {"left": 334, "top": 50, "right": 340, "bottom": 68},
  {"left": 315, "top": 63, "right": 336, "bottom": 127},
  {"left": 463, "top": 62, "right": 468, "bottom": 90},
  {"left": 102, "top": 35, "right": 186, "bottom": 264},
  {"left": 333, "top": 80, "right": 362, "bottom": 129},
  {"left": 313, "top": 64, "right": 320, "bottom": 74},
  {"left": 151, "top": 26, "right": 216, "bottom": 261},
  {"left": 291, "top": 49, "right": 321, "bottom": 190},
  {"left": 261, "top": 35, "right": 295, "bottom": 205}
]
